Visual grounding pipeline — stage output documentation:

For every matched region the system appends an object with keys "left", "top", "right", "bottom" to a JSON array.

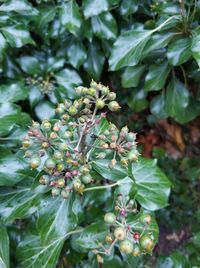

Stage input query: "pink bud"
[
  {"left": 100, "top": 112, "right": 107, "bottom": 118},
  {"left": 120, "top": 208, "right": 126, "bottom": 217},
  {"left": 71, "top": 170, "right": 78, "bottom": 176},
  {"left": 65, "top": 172, "right": 72, "bottom": 178},
  {"left": 66, "top": 151, "right": 71, "bottom": 157}
]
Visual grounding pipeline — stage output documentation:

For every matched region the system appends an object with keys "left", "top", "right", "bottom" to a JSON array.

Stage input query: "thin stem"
[
  {"left": 83, "top": 182, "right": 119, "bottom": 192},
  {"left": 180, "top": 65, "right": 187, "bottom": 87}
]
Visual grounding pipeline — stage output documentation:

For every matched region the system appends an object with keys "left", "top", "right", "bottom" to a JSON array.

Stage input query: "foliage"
[{"left": 0, "top": 0, "right": 199, "bottom": 267}]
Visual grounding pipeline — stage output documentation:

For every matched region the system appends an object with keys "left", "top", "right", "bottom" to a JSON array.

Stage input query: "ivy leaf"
[
  {"left": 109, "top": 30, "right": 152, "bottom": 70},
  {"left": 165, "top": 78, "right": 189, "bottom": 120},
  {"left": 150, "top": 94, "right": 168, "bottom": 119},
  {"left": 91, "top": 12, "right": 117, "bottom": 40},
  {"left": 0, "top": 185, "right": 41, "bottom": 223},
  {"left": 121, "top": 65, "right": 146, "bottom": 88},
  {"left": 120, "top": 0, "right": 138, "bottom": 17},
  {"left": 34, "top": 101, "right": 55, "bottom": 121},
  {"left": 167, "top": 37, "right": 191, "bottom": 66},
  {"left": 0, "top": 225, "right": 10, "bottom": 268},
  {"left": 67, "top": 41, "right": 87, "bottom": 69},
  {"left": 75, "top": 222, "right": 107, "bottom": 250},
  {"left": 17, "top": 56, "right": 41, "bottom": 75},
  {"left": 16, "top": 195, "right": 81, "bottom": 268},
  {"left": 83, "top": 0, "right": 109, "bottom": 19},
  {"left": 60, "top": 1, "right": 82, "bottom": 35},
  {"left": 55, "top": 68, "right": 82, "bottom": 98},
  {"left": 0, "top": 82, "right": 27, "bottom": 103},
  {"left": 92, "top": 159, "right": 130, "bottom": 181},
  {"left": 128, "top": 88, "right": 148, "bottom": 112},
  {"left": 1, "top": 25, "right": 34, "bottom": 48},
  {"left": 191, "top": 29, "right": 200, "bottom": 68},
  {"left": 0, "top": 149, "right": 28, "bottom": 186},
  {"left": 144, "top": 62, "right": 170, "bottom": 91},
  {"left": 0, "top": 33, "right": 7, "bottom": 62},
  {"left": 84, "top": 43, "right": 105, "bottom": 80},
  {"left": 131, "top": 157, "right": 171, "bottom": 210},
  {"left": 0, "top": 0, "right": 38, "bottom": 16}
]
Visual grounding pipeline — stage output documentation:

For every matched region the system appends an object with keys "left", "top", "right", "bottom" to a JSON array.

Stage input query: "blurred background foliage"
[{"left": 0, "top": 0, "right": 200, "bottom": 267}]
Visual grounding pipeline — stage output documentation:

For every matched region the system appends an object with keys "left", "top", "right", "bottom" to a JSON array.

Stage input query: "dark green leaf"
[
  {"left": 1, "top": 25, "right": 34, "bottom": 48},
  {"left": 191, "top": 29, "right": 200, "bottom": 68},
  {"left": 17, "top": 56, "right": 41, "bottom": 75},
  {"left": 91, "top": 12, "right": 117, "bottom": 40},
  {"left": 0, "top": 82, "right": 28, "bottom": 103},
  {"left": 60, "top": 1, "right": 82, "bottom": 35},
  {"left": 0, "top": 33, "right": 6, "bottom": 62},
  {"left": 84, "top": 43, "right": 105, "bottom": 80},
  {"left": 0, "top": 225, "right": 10, "bottom": 268},
  {"left": 150, "top": 94, "right": 168, "bottom": 119},
  {"left": 165, "top": 78, "right": 189, "bottom": 120},
  {"left": 109, "top": 30, "right": 152, "bottom": 70},
  {"left": 67, "top": 41, "right": 87, "bottom": 69},
  {"left": 35, "top": 101, "right": 55, "bottom": 121},
  {"left": 0, "top": 0, "right": 38, "bottom": 16},
  {"left": 144, "top": 62, "right": 170, "bottom": 91},
  {"left": 131, "top": 157, "right": 171, "bottom": 210},
  {"left": 121, "top": 65, "right": 146, "bottom": 88},
  {"left": 83, "top": 0, "right": 109, "bottom": 19},
  {"left": 55, "top": 68, "right": 82, "bottom": 98},
  {"left": 167, "top": 37, "right": 191, "bottom": 66},
  {"left": 128, "top": 88, "right": 148, "bottom": 112},
  {"left": 157, "top": 251, "right": 189, "bottom": 268},
  {"left": 120, "top": 0, "right": 138, "bottom": 17}
]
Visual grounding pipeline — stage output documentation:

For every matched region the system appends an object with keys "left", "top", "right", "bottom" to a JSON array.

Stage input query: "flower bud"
[
  {"left": 119, "top": 240, "right": 133, "bottom": 254},
  {"left": 51, "top": 187, "right": 61, "bottom": 197},
  {"left": 57, "top": 178, "right": 65, "bottom": 187},
  {"left": 114, "top": 227, "right": 126, "bottom": 240},
  {"left": 39, "top": 175, "right": 50, "bottom": 185},
  {"left": 45, "top": 158, "right": 56, "bottom": 169},
  {"left": 104, "top": 213, "right": 116, "bottom": 224},
  {"left": 96, "top": 99, "right": 105, "bottom": 109},
  {"left": 101, "top": 86, "right": 110, "bottom": 95},
  {"left": 30, "top": 155, "right": 41, "bottom": 169},
  {"left": 42, "top": 142, "right": 49, "bottom": 149},
  {"left": 22, "top": 139, "right": 30, "bottom": 148},
  {"left": 90, "top": 79, "right": 97, "bottom": 88},
  {"left": 81, "top": 174, "right": 92, "bottom": 184},
  {"left": 68, "top": 105, "right": 78, "bottom": 116},
  {"left": 61, "top": 189, "right": 70, "bottom": 199},
  {"left": 50, "top": 132, "right": 57, "bottom": 139},
  {"left": 88, "top": 87, "right": 95, "bottom": 96}
]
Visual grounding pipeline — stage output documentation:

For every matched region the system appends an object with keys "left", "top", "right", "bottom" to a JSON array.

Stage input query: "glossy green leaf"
[
  {"left": 17, "top": 195, "right": 81, "bottom": 268},
  {"left": 128, "top": 88, "right": 148, "bottom": 112},
  {"left": 121, "top": 65, "right": 146, "bottom": 88},
  {"left": 60, "top": 1, "right": 82, "bottom": 35},
  {"left": 0, "top": 149, "right": 27, "bottom": 186},
  {"left": 1, "top": 25, "right": 34, "bottom": 48},
  {"left": 0, "top": 225, "right": 10, "bottom": 268},
  {"left": 167, "top": 37, "right": 191, "bottom": 66},
  {"left": 84, "top": 43, "right": 105, "bottom": 80},
  {"left": 120, "top": 0, "right": 138, "bottom": 17},
  {"left": 150, "top": 94, "right": 168, "bottom": 119},
  {"left": 0, "top": 82, "right": 27, "bottom": 103},
  {"left": 191, "top": 29, "right": 200, "bottom": 67},
  {"left": 0, "top": 0, "right": 38, "bottom": 16},
  {"left": 67, "top": 41, "right": 87, "bottom": 69},
  {"left": 75, "top": 222, "right": 107, "bottom": 250},
  {"left": 35, "top": 100, "right": 55, "bottom": 121},
  {"left": 157, "top": 251, "right": 189, "bottom": 268},
  {"left": 131, "top": 157, "right": 171, "bottom": 210},
  {"left": 92, "top": 159, "right": 130, "bottom": 181},
  {"left": 83, "top": 0, "right": 109, "bottom": 19},
  {"left": 91, "top": 12, "right": 117, "bottom": 40},
  {"left": 109, "top": 30, "right": 152, "bottom": 70},
  {"left": 0, "top": 33, "right": 6, "bottom": 62},
  {"left": 17, "top": 56, "right": 41, "bottom": 75},
  {"left": 55, "top": 68, "right": 82, "bottom": 99},
  {"left": 165, "top": 78, "right": 189, "bottom": 120},
  {"left": 144, "top": 62, "right": 170, "bottom": 91}
]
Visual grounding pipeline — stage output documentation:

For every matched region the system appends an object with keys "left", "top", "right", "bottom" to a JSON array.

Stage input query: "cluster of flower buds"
[
  {"left": 26, "top": 73, "right": 55, "bottom": 94},
  {"left": 96, "top": 195, "right": 155, "bottom": 257},
  {"left": 22, "top": 80, "right": 138, "bottom": 198}
]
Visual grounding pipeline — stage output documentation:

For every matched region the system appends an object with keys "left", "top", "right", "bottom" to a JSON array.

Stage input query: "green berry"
[
  {"left": 114, "top": 227, "right": 126, "bottom": 240},
  {"left": 68, "top": 105, "right": 78, "bottom": 115},
  {"left": 119, "top": 240, "right": 133, "bottom": 254},
  {"left": 90, "top": 79, "right": 97, "bottom": 88},
  {"left": 108, "top": 101, "right": 120, "bottom": 111},
  {"left": 22, "top": 139, "right": 30, "bottom": 148},
  {"left": 101, "top": 86, "right": 110, "bottom": 95},
  {"left": 80, "top": 165, "right": 90, "bottom": 174},
  {"left": 51, "top": 187, "right": 61, "bottom": 197},
  {"left": 132, "top": 245, "right": 141, "bottom": 256},
  {"left": 30, "top": 155, "right": 41, "bottom": 169},
  {"left": 125, "top": 133, "right": 136, "bottom": 142},
  {"left": 128, "top": 150, "right": 138, "bottom": 162},
  {"left": 39, "top": 175, "right": 50, "bottom": 185},
  {"left": 42, "top": 120, "right": 51, "bottom": 131},
  {"left": 104, "top": 213, "right": 116, "bottom": 224},
  {"left": 53, "top": 151, "right": 63, "bottom": 160},
  {"left": 57, "top": 178, "right": 65, "bottom": 187},
  {"left": 105, "top": 234, "right": 113, "bottom": 244},
  {"left": 61, "top": 189, "right": 70, "bottom": 199},
  {"left": 88, "top": 87, "right": 96, "bottom": 96},
  {"left": 96, "top": 99, "right": 105, "bottom": 109},
  {"left": 107, "top": 92, "right": 116, "bottom": 101},
  {"left": 81, "top": 174, "right": 92, "bottom": 184},
  {"left": 45, "top": 158, "right": 56, "bottom": 169},
  {"left": 140, "top": 214, "right": 151, "bottom": 225},
  {"left": 140, "top": 235, "right": 154, "bottom": 252},
  {"left": 58, "top": 143, "right": 68, "bottom": 151}
]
